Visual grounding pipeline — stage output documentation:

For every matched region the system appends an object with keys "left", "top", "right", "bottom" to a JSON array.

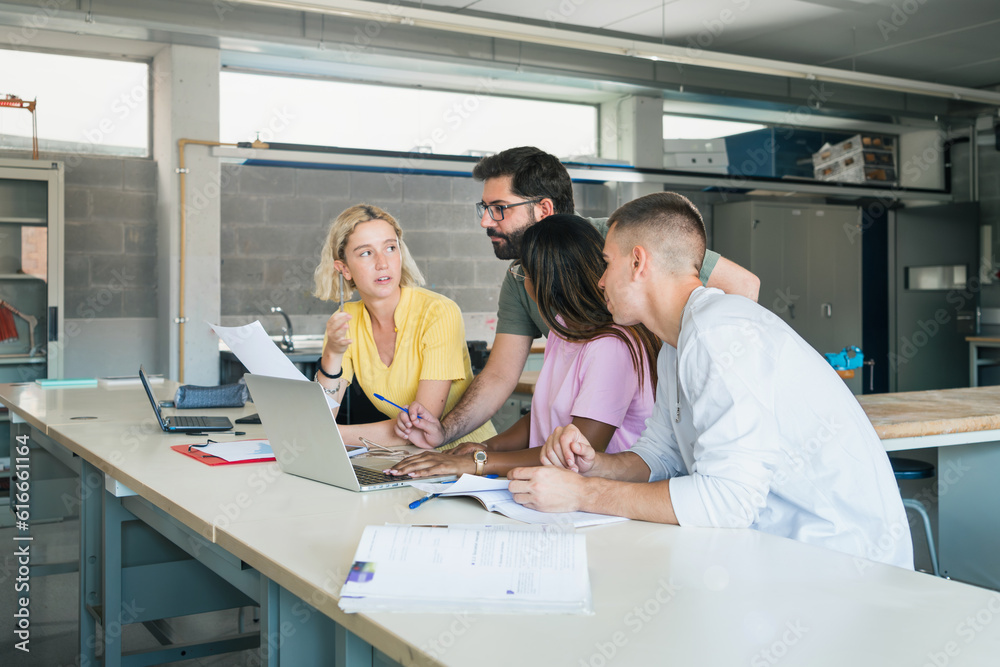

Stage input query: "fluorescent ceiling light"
[{"left": 664, "top": 116, "right": 766, "bottom": 140}]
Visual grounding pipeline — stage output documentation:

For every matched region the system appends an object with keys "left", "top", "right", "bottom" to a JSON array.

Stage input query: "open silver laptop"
[{"left": 244, "top": 374, "right": 456, "bottom": 491}]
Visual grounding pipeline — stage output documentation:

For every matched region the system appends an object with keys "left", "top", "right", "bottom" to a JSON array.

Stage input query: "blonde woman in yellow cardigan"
[{"left": 313, "top": 203, "right": 496, "bottom": 449}]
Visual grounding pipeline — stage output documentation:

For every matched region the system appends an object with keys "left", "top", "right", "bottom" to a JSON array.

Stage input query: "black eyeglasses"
[{"left": 476, "top": 198, "right": 543, "bottom": 222}]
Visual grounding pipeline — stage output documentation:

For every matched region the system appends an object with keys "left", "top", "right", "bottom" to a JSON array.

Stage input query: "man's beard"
[{"left": 486, "top": 209, "right": 535, "bottom": 260}]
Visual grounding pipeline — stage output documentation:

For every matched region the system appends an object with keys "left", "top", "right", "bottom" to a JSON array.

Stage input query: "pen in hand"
[
  {"left": 373, "top": 393, "right": 422, "bottom": 419},
  {"left": 338, "top": 272, "right": 345, "bottom": 312}
]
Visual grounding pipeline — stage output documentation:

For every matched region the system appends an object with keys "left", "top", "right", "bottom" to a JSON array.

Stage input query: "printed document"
[{"left": 339, "top": 524, "right": 592, "bottom": 614}]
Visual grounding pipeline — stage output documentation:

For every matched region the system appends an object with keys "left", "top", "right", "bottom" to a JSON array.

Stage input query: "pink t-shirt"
[{"left": 529, "top": 324, "right": 654, "bottom": 453}]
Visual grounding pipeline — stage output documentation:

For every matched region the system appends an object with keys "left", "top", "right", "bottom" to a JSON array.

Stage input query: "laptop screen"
[{"left": 138, "top": 365, "right": 167, "bottom": 428}]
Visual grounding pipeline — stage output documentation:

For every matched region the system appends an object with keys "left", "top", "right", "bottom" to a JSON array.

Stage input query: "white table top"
[
  {"left": 0, "top": 381, "right": 257, "bottom": 433},
  {"left": 4, "top": 383, "right": 1000, "bottom": 666},
  {"left": 218, "top": 504, "right": 1000, "bottom": 667}
]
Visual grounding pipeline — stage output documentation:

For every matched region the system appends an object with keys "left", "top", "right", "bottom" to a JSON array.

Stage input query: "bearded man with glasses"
[{"left": 395, "top": 145, "right": 760, "bottom": 450}]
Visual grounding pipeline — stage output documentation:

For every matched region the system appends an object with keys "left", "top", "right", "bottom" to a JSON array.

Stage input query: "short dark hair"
[
  {"left": 473, "top": 146, "right": 575, "bottom": 215},
  {"left": 608, "top": 192, "right": 706, "bottom": 276}
]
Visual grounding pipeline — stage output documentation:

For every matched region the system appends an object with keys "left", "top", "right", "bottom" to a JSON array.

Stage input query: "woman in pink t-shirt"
[{"left": 389, "top": 214, "right": 660, "bottom": 479}]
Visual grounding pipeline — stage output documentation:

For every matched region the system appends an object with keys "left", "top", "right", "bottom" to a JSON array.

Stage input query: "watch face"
[{"left": 474, "top": 451, "right": 487, "bottom": 462}]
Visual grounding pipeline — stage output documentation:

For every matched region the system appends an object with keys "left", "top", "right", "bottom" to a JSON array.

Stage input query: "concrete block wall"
[
  {"left": 219, "top": 164, "right": 613, "bottom": 335},
  {"left": 62, "top": 155, "right": 158, "bottom": 320},
  {"left": 0, "top": 150, "right": 160, "bottom": 377}
]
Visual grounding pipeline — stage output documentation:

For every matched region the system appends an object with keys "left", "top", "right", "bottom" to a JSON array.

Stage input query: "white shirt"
[{"left": 630, "top": 287, "right": 913, "bottom": 569}]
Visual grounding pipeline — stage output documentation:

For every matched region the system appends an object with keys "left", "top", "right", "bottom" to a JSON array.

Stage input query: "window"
[
  {"left": 0, "top": 50, "right": 149, "bottom": 157},
  {"left": 220, "top": 71, "right": 597, "bottom": 158},
  {"left": 663, "top": 115, "right": 766, "bottom": 140}
]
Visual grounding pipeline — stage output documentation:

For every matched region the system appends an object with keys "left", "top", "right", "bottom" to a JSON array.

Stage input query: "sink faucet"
[{"left": 270, "top": 306, "right": 294, "bottom": 352}]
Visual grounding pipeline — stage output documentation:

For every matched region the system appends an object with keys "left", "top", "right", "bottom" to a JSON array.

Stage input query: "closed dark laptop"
[{"left": 139, "top": 366, "right": 233, "bottom": 433}]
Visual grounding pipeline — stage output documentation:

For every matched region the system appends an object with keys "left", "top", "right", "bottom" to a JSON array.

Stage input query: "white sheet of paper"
[
  {"left": 339, "top": 524, "right": 592, "bottom": 614},
  {"left": 210, "top": 321, "right": 339, "bottom": 408},
  {"left": 211, "top": 321, "right": 307, "bottom": 380},
  {"left": 196, "top": 439, "right": 274, "bottom": 462}
]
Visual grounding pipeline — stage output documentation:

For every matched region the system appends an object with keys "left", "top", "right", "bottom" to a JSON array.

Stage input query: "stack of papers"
[
  {"left": 339, "top": 524, "right": 593, "bottom": 614},
  {"left": 411, "top": 474, "right": 628, "bottom": 528}
]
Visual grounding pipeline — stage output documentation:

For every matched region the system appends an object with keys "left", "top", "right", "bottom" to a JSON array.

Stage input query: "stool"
[{"left": 890, "top": 457, "right": 939, "bottom": 576}]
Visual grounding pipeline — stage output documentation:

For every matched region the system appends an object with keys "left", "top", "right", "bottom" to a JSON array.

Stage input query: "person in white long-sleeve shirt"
[{"left": 508, "top": 191, "right": 913, "bottom": 569}]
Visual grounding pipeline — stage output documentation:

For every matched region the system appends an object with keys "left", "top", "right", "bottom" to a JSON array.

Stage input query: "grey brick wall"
[
  {"left": 219, "top": 165, "right": 614, "bottom": 334},
  {"left": 0, "top": 152, "right": 161, "bottom": 320},
  {"left": 64, "top": 156, "right": 158, "bottom": 319}
]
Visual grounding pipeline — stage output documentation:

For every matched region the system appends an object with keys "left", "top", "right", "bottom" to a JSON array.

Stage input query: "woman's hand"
[
  {"left": 446, "top": 442, "right": 487, "bottom": 457},
  {"left": 386, "top": 450, "right": 476, "bottom": 478},
  {"left": 323, "top": 311, "right": 352, "bottom": 356}
]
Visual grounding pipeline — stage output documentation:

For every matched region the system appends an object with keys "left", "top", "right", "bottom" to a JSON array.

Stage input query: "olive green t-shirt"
[{"left": 495, "top": 216, "right": 720, "bottom": 339}]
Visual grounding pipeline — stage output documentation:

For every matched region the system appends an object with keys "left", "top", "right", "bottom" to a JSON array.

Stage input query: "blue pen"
[
  {"left": 409, "top": 493, "right": 439, "bottom": 510},
  {"left": 373, "top": 393, "right": 422, "bottom": 419}
]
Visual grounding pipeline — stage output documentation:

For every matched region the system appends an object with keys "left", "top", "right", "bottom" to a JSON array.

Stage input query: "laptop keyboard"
[
  {"left": 171, "top": 416, "right": 227, "bottom": 427},
  {"left": 354, "top": 466, "right": 405, "bottom": 486}
]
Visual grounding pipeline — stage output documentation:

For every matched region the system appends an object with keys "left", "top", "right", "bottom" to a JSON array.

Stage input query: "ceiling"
[{"left": 396, "top": 0, "right": 1000, "bottom": 90}]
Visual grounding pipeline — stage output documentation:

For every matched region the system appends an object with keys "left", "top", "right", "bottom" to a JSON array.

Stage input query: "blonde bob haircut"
[{"left": 313, "top": 203, "right": 425, "bottom": 302}]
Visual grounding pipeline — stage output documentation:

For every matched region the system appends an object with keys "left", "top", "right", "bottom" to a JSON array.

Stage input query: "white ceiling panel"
[
  {"left": 246, "top": 1, "right": 1000, "bottom": 90},
  {"left": 462, "top": 0, "right": 669, "bottom": 31},
  {"left": 406, "top": 1, "right": 480, "bottom": 9},
  {"left": 605, "top": 0, "right": 842, "bottom": 41}
]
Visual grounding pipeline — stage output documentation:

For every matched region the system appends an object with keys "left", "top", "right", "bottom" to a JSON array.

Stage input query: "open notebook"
[{"left": 410, "top": 474, "right": 628, "bottom": 529}]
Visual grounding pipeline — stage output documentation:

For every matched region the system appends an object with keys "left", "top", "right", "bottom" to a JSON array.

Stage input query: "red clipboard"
[{"left": 170, "top": 444, "right": 276, "bottom": 466}]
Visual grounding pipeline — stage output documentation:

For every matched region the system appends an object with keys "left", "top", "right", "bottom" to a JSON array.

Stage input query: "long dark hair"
[{"left": 520, "top": 214, "right": 660, "bottom": 390}]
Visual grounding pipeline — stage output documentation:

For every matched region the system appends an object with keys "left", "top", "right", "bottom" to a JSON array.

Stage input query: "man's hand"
[
  {"left": 394, "top": 401, "right": 445, "bottom": 449},
  {"left": 507, "top": 466, "right": 588, "bottom": 513},
  {"left": 540, "top": 424, "right": 597, "bottom": 474}
]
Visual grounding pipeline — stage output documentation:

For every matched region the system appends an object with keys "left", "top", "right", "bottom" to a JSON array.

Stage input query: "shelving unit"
[{"left": 0, "top": 158, "right": 64, "bottom": 515}]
